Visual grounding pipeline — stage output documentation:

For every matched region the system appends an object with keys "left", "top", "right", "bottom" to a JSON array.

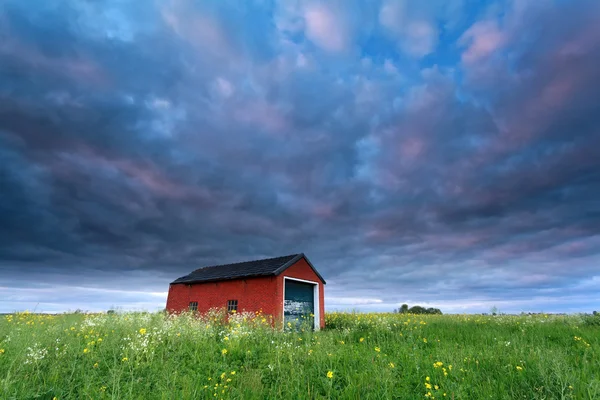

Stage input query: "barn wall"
[
  {"left": 166, "top": 276, "right": 279, "bottom": 320},
  {"left": 278, "top": 258, "right": 326, "bottom": 329}
]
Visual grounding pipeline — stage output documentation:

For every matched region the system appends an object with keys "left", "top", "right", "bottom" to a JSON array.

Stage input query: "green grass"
[{"left": 0, "top": 310, "right": 598, "bottom": 399}]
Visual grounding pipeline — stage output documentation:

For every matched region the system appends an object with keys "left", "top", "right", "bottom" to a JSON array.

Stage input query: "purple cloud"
[{"left": 0, "top": 0, "right": 599, "bottom": 314}]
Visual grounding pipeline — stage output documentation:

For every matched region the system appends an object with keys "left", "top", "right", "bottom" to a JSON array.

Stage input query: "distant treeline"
[{"left": 393, "top": 304, "right": 442, "bottom": 315}]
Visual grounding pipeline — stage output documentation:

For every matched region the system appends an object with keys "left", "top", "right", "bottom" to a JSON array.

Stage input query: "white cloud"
[
  {"left": 147, "top": 97, "right": 171, "bottom": 110},
  {"left": 304, "top": 3, "right": 350, "bottom": 52},
  {"left": 383, "top": 59, "right": 398, "bottom": 75},
  {"left": 296, "top": 53, "right": 308, "bottom": 67},
  {"left": 0, "top": 285, "right": 168, "bottom": 313},
  {"left": 214, "top": 77, "right": 234, "bottom": 98},
  {"left": 326, "top": 296, "right": 384, "bottom": 306},
  {"left": 378, "top": 0, "right": 467, "bottom": 58},
  {"left": 161, "top": 0, "right": 233, "bottom": 61},
  {"left": 379, "top": 0, "right": 439, "bottom": 57}
]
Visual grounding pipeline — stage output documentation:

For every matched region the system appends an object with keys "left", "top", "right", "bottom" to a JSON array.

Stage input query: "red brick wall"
[
  {"left": 277, "top": 258, "right": 326, "bottom": 329},
  {"left": 166, "top": 276, "right": 279, "bottom": 318}
]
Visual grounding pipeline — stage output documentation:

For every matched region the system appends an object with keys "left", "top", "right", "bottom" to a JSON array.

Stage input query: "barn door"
[{"left": 284, "top": 279, "right": 315, "bottom": 330}]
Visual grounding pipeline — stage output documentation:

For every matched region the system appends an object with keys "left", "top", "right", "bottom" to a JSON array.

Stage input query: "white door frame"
[{"left": 282, "top": 276, "right": 320, "bottom": 331}]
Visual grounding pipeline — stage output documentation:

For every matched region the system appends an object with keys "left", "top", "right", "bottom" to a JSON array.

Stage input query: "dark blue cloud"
[{"left": 0, "top": 0, "right": 599, "bottom": 314}]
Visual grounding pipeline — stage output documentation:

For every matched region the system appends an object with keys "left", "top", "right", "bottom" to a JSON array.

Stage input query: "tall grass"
[{"left": 0, "top": 310, "right": 598, "bottom": 399}]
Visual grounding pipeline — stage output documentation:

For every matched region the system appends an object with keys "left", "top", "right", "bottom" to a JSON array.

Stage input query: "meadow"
[{"left": 0, "top": 310, "right": 598, "bottom": 399}]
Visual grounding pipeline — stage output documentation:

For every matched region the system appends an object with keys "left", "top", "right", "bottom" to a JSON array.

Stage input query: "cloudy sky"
[{"left": 1, "top": 0, "right": 599, "bottom": 314}]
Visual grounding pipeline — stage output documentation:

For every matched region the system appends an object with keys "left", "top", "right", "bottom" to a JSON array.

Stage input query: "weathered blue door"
[{"left": 284, "top": 280, "right": 314, "bottom": 330}]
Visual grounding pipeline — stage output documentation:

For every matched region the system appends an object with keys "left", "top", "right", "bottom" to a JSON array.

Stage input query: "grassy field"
[{"left": 0, "top": 310, "right": 598, "bottom": 399}]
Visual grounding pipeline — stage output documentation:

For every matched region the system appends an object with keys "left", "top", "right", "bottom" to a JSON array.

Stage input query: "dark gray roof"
[{"left": 170, "top": 253, "right": 326, "bottom": 284}]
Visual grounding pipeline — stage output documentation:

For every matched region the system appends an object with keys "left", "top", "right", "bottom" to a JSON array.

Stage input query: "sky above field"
[{"left": 1, "top": 0, "right": 599, "bottom": 314}]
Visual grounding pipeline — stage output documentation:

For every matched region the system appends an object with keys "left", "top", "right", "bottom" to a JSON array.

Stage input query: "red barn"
[{"left": 166, "top": 253, "right": 326, "bottom": 330}]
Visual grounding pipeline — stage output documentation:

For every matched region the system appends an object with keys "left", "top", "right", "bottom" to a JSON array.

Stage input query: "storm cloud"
[{"left": 1, "top": 0, "right": 599, "bottom": 314}]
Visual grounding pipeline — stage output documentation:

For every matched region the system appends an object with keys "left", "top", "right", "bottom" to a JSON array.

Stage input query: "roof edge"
[
  {"left": 170, "top": 272, "right": 274, "bottom": 285},
  {"left": 273, "top": 253, "right": 326, "bottom": 284}
]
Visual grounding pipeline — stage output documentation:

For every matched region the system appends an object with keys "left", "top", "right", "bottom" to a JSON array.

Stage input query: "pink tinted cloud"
[
  {"left": 461, "top": 16, "right": 598, "bottom": 168},
  {"left": 365, "top": 228, "right": 396, "bottom": 242},
  {"left": 537, "top": 74, "right": 578, "bottom": 110},
  {"left": 421, "top": 232, "right": 485, "bottom": 250},
  {"left": 367, "top": 111, "right": 435, "bottom": 193},
  {"left": 233, "top": 101, "right": 289, "bottom": 134},
  {"left": 459, "top": 20, "right": 506, "bottom": 64},
  {"left": 161, "top": 0, "right": 233, "bottom": 60},
  {"left": 398, "top": 137, "right": 426, "bottom": 160},
  {"left": 0, "top": 38, "right": 108, "bottom": 86},
  {"left": 49, "top": 145, "right": 214, "bottom": 203},
  {"left": 312, "top": 203, "right": 336, "bottom": 219},
  {"left": 224, "top": 211, "right": 294, "bottom": 239},
  {"left": 303, "top": 3, "right": 350, "bottom": 52},
  {"left": 558, "top": 22, "right": 600, "bottom": 58},
  {"left": 487, "top": 69, "right": 580, "bottom": 156}
]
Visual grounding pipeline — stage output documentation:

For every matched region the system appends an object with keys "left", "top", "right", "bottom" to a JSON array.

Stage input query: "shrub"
[
  {"left": 395, "top": 304, "right": 443, "bottom": 315},
  {"left": 582, "top": 313, "right": 600, "bottom": 326}
]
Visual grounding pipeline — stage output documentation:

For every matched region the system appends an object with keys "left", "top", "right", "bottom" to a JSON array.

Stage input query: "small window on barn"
[
  {"left": 227, "top": 300, "right": 238, "bottom": 313},
  {"left": 189, "top": 301, "right": 198, "bottom": 312}
]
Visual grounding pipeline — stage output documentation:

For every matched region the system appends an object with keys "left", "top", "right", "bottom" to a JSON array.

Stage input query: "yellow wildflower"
[
  {"left": 230, "top": 371, "right": 236, "bottom": 375},
  {"left": 359, "top": 337, "right": 364, "bottom": 342},
  {"left": 374, "top": 347, "right": 381, "bottom": 352},
  {"left": 327, "top": 371, "right": 333, "bottom": 379},
  {"left": 122, "top": 357, "right": 128, "bottom": 362},
  {"left": 389, "top": 362, "right": 395, "bottom": 368},
  {"left": 139, "top": 328, "right": 147, "bottom": 335},
  {"left": 221, "top": 349, "right": 228, "bottom": 355},
  {"left": 83, "top": 348, "right": 89, "bottom": 354},
  {"left": 516, "top": 366, "right": 523, "bottom": 371},
  {"left": 93, "top": 362, "right": 99, "bottom": 368}
]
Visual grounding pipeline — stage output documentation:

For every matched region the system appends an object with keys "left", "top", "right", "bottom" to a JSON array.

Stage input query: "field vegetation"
[{"left": 1, "top": 310, "right": 598, "bottom": 399}]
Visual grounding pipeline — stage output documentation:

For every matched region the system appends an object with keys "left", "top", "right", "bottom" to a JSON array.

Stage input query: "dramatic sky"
[{"left": 1, "top": 0, "right": 599, "bottom": 314}]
